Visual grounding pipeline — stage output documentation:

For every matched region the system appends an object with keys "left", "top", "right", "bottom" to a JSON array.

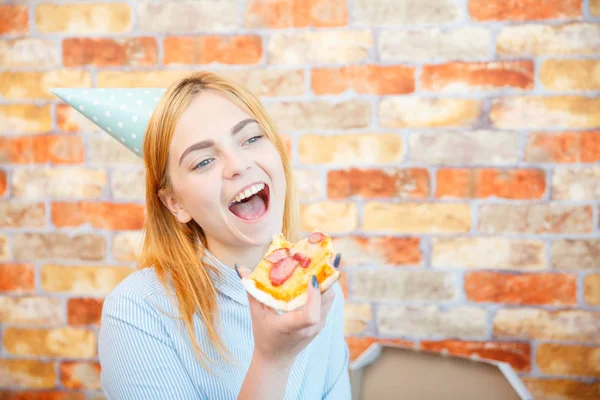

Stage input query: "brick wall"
[{"left": 1, "top": 0, "right": 599, "bottom": 399}]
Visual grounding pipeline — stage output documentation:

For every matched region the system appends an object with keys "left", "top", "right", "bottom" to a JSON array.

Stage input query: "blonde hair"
[{"left": 139, "top": 71, "right": 300, "bottom": 369}]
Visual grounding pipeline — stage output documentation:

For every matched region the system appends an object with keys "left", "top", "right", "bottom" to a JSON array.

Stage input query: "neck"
[{"left": 204, "top": 236, "right": 269, "bottom": 272}]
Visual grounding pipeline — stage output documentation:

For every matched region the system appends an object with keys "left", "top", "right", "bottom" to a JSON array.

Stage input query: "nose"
[{"left": 222, "top": 149, "right": 251, "bottom": 179}]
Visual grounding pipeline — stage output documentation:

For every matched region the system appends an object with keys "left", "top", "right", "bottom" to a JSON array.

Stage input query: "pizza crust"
[{"left": 241, "top": 269, "right": 340, "bottom": 313}]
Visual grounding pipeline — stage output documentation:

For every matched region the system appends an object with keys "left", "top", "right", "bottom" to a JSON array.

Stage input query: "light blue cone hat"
[{"left": 51, "top": 87, "right": 167, "bottom": 158}]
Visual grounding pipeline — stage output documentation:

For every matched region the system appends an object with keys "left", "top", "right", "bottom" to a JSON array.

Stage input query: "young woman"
[{"left": 98, "top": 71, "right": 351, "bottom": 399}]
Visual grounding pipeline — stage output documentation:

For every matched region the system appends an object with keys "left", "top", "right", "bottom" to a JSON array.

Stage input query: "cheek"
[{"left": 177, "top": 172, "right": 222, "bottom": 214}]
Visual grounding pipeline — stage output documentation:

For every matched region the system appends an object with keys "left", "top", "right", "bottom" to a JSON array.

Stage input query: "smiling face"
[{"left": 159, "top": 89, "right": 287, "bottom": 251}]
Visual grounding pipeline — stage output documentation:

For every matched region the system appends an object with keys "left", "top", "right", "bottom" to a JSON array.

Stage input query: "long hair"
[{"left": 139, "top": 71, "right": 300, "bottom": 369}]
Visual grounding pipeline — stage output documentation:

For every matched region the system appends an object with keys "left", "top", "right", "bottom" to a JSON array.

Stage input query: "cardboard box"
[{"left": 348, "top": 343, "right": 533, "bottom": 400}]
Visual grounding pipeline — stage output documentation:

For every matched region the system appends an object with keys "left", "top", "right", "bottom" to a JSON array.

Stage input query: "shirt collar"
[{"left": 202, "top": 248, "right": 249, "bottom": 306}]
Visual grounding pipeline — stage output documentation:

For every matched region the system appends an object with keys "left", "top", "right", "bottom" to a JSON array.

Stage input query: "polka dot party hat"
[{"left": 51, "top": 87, "right": 167, "bottom": 158}]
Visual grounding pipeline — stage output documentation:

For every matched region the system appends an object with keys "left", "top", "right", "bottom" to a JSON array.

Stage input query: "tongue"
[{"left": 229, "top": 194, "right": 266, "bottom": 220}]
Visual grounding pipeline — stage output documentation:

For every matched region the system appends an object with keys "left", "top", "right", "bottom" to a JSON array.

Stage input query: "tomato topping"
[
  {"left": 269, "top": 257, "right": 299, "bottom": 286},
  {"left": 308, "top": 232, "right": 325, "bottom": 244},
  {"left": 265, "top": 248, "right": 289, "bottom": 263},
  {"left": 293, "top": 252, "right": 312, "bottom": 268}
]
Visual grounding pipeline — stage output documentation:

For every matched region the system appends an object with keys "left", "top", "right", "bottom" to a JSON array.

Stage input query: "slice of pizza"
[{"left": 241, "top": 230, "right": 340, "bottom": 312}]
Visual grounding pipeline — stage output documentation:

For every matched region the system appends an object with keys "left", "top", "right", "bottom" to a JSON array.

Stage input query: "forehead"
[{"left": 171, "top": 90, "right": 253, "bottom": 151}]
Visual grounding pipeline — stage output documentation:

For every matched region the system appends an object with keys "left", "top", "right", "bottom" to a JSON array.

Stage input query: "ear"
[{"left": 158, "top": 188, "right": 192, "bottom": 224}]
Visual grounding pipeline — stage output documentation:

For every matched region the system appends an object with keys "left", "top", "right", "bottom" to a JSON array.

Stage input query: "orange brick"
[
  {"left": 524, "top": 378, "right": 600, "bottom": 400},
  {"left": 68, "top": 298, "right": 104, "bottom": 326},
  {"left": 592, "top": 0, "right": 600, "bottom": 16},
  {"left": 3, "top": 327, "right": 96, "bottom": 358},
  {"left": 63, "top": 37, "right": 157, "bottom": 67},
  {"left": 537, "top": 343, "right": 600, "bottom": 378},
  {"left": 491, "top": 96, "right": 600, "bottom": 129},
  {"left": 541, "top": 59, "right": 600, "bottom": 91},
  {"left": 332, "top": 236, "right": 422, "bottom": 266},
  {"left": 0, "top": 136, "right": 83, "bottom": 165},
  {"left": 0, "top": 171, "right": 6, "bottom": 196},
  {"left": 584, "top": 275, "right": 600, "bottom": 305},
  {"left": 0, "top": 359, "right": 56, "bottom": 388},
  {"left": 164, "top": 36, "right": 262, "bottom": 65},
  {"left": 469, "top": 0, "right": 582, "bottom": 21},
  {"left": 0, "top": 5, "right": 29, "bottom": 34},
  {"left": 312, "top": 65, "right": 415, "bottom": 95},
  {"left": 51, "top": 202, "right": 145, "bottom": 230},
  {"left": 244, "top": 0, "right": 347, "bottom": 28},
  {"left": 436, "top": 169, "right": 546, "bottom": 199},
  {"left": 41, "top": 264, "right": 131, "bottom": 295},
  {"left": 0, "top": 264, "right": 35, "bottom": 293},
  {"left": 526, "top": 131, "right": 600, "bottom": 163},
  {"left": 35, "top": 3, "right": 131, "bottom": 34},
  {"left": 0, "top": 391, "right": 86, "bottom": 400},
  {"left": 0, "top": 71, "right": 92, "bottom": 100},
  {"left": 421, "top": 61, "right": 534, "bottom": 92},
  {"left": 56, "top": 104, "right": 101, "bottom": 133},
  {"left": 0, "top": 105, "right": 52, "bottom": 135},
  {"left": 0, "top": 202, "right": 46, "bottom": 228},
  {"left": 465, "top": 272, "right": 577, "bottom": 306},
  {"left": 328, "top": 168, "right": 429, "bottom": 199},
  {"left": 61, "top": 361, "right": 101, "bottom": 389},
  {"left": 420, "top": 340, "right": 531, "bottom": 372}
]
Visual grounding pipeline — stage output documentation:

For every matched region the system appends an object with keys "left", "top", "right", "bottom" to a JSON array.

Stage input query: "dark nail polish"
[
  {"left": 234, "top": 264, "right": 241, "bottom": 279},
  {"left": 333, "top": 253, "right": 341, "bottom": 268},
  {"left": 312, "top": 275, "right": 319, "bottom": 288}
]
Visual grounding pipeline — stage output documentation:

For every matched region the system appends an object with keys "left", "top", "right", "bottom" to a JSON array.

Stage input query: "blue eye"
[
  {"left": 193, "top": 158, "right": 213, "bottom": 170},
  {"left": 245, "top": 135, "right": 263, "bottom": 145}
]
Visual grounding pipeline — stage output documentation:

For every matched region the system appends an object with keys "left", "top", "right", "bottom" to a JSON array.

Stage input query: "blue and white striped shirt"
[{"left": 98, "top": 250, "right": 351, "bottom": 399}]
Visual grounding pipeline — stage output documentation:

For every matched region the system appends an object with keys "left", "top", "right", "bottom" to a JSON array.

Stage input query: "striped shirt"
[{"left": 98, "top": 249, "right": 351, "bottom": 399}]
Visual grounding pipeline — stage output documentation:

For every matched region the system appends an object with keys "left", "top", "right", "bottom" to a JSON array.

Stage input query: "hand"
[{"left": 236, "top": 253, "right": 341, "bottom": 368}]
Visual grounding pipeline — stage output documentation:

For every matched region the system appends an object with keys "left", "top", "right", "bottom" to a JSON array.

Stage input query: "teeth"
[{"left": 230, "top": 183, "right": 265, "bottom": 205}]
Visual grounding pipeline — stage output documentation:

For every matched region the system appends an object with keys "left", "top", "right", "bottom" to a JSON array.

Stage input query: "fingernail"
[
  {"left": 312, "top": 275, "right": 319, "bottom": 288},
  {"left": 333, "top": 253, "right": 341, "bottom": 268},
  {"left": 234, "top": 264, "right": 241, "bottom": 279}
]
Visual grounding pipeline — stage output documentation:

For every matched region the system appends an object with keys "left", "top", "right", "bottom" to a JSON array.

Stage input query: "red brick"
[
  {"left": 523, "top": 378, "right": 600, "bottom": 400},
  {"left": 345, "top": 336, "right": 416, "bottom": 362},
  {"left": 243, "top": 0, "right": 347, "bottom": 28},
  {"left": 63, "top": 37, "right": 157, "bottom": 67},
  {"left": 328, "top": 168, "right": 429, "bottom": 199},
  {"left": 0, "top": 5, "right": 29, "bottom": 34},
  {"left": 469, "top": 0, "right": 582, "bottom": 21},
  {"left": 164, "top": 36, "right": 262, "bottom": 65},
  {"left": 345, "top": 336, "right": 377, "bottom": 362},
  {"left": 436, "top": 168, "right": 546, "bottom": 199},
  {"left": 60, "top": 361, "right": 101, "bottom": 389},
  {"left": 67, "top": 298, "right": 104, "bottom": 326},
  {"left": 465, "top": 272, "right": 577, "bottom": 306},
  {"left": 0, "top": 171, "right": 6, "bottom": 196},
  {"left": 420, "top": 340, "right": 531, "bottom": 372},
  {"left": 0, "top": 391, "right": 86, "bottom": 400},
  {"left": 526, "top": 131, "right": 600, "bottom": 163},
  {"left": 51, "top": 202, "right": 145, "bottom": 230},
  {"left": 422, "top": 61, "right": 534, "bottom": 92},
  {"left": 312, "top": 65, "right": 415, "bottom": 95},
  {"left": 332, "top": 236, "right": 422, "bottom": 266},
  {"left": 0, "top": 264, "right": 35, "bottom": 293},
  {"left": 0, "top": 136, "right": 83, "bottom": 165}
]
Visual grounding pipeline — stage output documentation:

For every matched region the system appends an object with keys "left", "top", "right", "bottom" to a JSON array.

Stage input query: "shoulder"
[{"left": 101, "top": 267, "right": 177, "bottom": 334}]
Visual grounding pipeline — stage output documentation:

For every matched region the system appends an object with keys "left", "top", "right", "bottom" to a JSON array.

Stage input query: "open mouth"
[{"left": 228, "top": 182, "right": 270, "bottom": 222}]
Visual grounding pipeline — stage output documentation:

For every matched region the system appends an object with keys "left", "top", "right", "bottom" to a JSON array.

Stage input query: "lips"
[{"left": 228, "top": 182, "right": 270, "bottom": 221}]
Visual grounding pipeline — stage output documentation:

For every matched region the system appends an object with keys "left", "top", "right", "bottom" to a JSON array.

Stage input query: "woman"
[{"left": 97, "top": 71, "right": 351, "bottom": 399}]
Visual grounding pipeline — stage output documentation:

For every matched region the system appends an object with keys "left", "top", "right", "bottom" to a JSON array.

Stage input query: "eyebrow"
[{"left": 178, "top": 118, "right": 258, "bottom": 167}]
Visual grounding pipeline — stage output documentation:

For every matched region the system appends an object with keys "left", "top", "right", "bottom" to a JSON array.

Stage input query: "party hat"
[{"left": 51, "top": 87, "right": 167, "bottom": 158}]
